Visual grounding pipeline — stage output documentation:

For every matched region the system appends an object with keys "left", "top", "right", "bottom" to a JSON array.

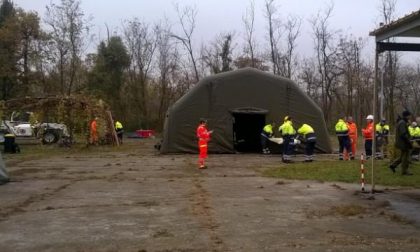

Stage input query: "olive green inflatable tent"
[{"left": 160, "top": 68, "right": 332, "bottom": 154}]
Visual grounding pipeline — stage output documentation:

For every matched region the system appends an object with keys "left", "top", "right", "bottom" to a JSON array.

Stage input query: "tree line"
[{"left": 0, "top": 0, "right": 419, "bottom": 131}]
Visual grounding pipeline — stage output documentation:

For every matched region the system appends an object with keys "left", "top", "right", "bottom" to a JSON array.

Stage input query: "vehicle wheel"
[{"left": 42, "top": 131, "right": 58, "bottom": 144}]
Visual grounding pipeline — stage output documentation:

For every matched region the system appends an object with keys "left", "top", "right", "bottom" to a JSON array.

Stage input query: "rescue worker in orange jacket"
[
  {"left": 90, "top": 117, "right": 98, "bottom": 145},
  {"left": 345, "top": 116, "right": 357, "bottom": 160},
  {"left": 362, "top": 115, "right": 374, "bottom": 159},
  {"left": 196, "top": 119, "right": 213, "bottom": 169}
]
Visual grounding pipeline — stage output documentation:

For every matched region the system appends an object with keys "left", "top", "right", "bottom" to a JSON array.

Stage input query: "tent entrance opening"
[{"left": 232, "top": 113, "right": 265, "bottom": 153}]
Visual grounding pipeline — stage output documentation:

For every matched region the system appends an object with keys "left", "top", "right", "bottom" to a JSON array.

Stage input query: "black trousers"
[
  {"left": 338, "top": 136, "right": 351, "bottom": 155},
  {"left": 116, "top": 129, "right": 123, "bottom": 143},
  {"left": 305, "top": 141, "right": 316, "bottom": 155},
  {"left": 305, "top": 140, "right": 316, "bottom": 159},
  {"left": 283, "top": 135, "right": 294, "bottom": 160},
  {"left": 365, "top": 139, "right": 372, "bottom": 157},
  {"left": 260, "top": 133, "right": 269, "bottom": 151}
]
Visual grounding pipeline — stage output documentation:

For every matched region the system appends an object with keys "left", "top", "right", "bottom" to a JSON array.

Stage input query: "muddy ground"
[{"left": 0, "top": 139, "right": 420, "bottom": 252}]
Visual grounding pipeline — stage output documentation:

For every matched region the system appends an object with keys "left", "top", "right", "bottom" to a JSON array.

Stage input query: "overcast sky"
[{"left": 12, "top": 0, "right": 420, "bottom": 62}]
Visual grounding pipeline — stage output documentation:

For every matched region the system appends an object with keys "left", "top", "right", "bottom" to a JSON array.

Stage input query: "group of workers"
[
  {"left": 196, "top": 111, "right": 420, "bottom": 173},
  {"left": 335, "top": 115, "right": 391, "bottom": 161},
  {"left": 336, "top": 110, "right": 420, "bottom": 175},
  {"left": 89, "top": 117, "right": 124, "bottom": 145},
  {"left": 195, "top": 116, "right": 316, "bottom": 168},
  {"left": 261, "top": 116, "right": 317, "bottom": 163}
]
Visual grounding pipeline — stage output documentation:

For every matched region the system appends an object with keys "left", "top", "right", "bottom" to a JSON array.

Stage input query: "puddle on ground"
[{"left": 379, "top": 191, "right": 420, "bottom": 228}]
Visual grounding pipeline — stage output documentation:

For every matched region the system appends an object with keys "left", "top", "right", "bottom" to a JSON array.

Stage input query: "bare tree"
[
  {"left": 123, "top": 19, "right": 156, "bottom": 127},
  {"left": 264, "top": 0, "right": 281, "bottom": 75},
  {"left": 336, "top": 36, "right": 362, "bottom": 116},
  {"left": 396, "top": 63, "right": 420, "bottom": 115},
  {"left": 379, "top": 0, "right": 398, "bottom": 124},
  {"left": 202, "top": 32, "right": 234, "bottom": 74},
  {"left": 380, "top": 0, "right": 396, "bottom": 24},
  {"left": 242, "top": 0, "right": 257, "bottom": 68},
  {"left": 155, "top": 20, "right": 179, "bottom": 126},
  {"left": 299, "top": 57, "right": 320, "bottom": 100},
  {"left": 281, "top": 15, "right": 301, "bottom": 79},
  {"left": 171, "top": 3, "right": 200, "bottom": 82},
  {"left": 310, "top": 3, "right": 340, "bottom": 123},
  {"left": 45, "top": 0, "right": 89, "bottom": 95}
]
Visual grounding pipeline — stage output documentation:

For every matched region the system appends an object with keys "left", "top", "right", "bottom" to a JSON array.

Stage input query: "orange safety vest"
[
  {"left": 90, "top": 120, "right": 97, "bottom": 133},
  {"left": 197, "top": 124, "right": 210, "bottom": 146},
  {"left": 197, "top": 123, "right": 211, "bottom": 159},
  {"left": 362, "top": 122, "right": 374, "bottom": 140},
  {"left": 347, "top": 122, "right": 357, "bottom": 139}
]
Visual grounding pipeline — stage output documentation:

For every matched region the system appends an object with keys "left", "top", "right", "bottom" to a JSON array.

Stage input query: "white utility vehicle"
[{"left": 0, "top": 112, "right": 69, "bottom": 144}]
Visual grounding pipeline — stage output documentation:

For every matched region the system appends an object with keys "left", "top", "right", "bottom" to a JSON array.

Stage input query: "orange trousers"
[
  {"left": 90, "top": 131, "right": 98, "bottom": 144},
  {"left": 198, "top": 140, "right": 208, "bottom": 167}
]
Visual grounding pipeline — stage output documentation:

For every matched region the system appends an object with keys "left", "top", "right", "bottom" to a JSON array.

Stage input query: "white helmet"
[{"left": 366, "top": 115, "right": 374, "bottom": 120}]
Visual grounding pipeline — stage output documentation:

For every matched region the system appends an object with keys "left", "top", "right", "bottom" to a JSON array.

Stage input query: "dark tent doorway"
[{"left": 231, "top": 108, "right": 267, "bottom": 153}]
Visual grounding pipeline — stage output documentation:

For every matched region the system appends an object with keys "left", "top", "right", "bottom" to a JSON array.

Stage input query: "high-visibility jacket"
[
  {"left": 279, "top": 121, "right": 296, "bottom": 136},
  {"left": 297, "top": 124, "right": 314, "bottom": 135},
  {"left": 376, "top": 123, "right": 389, "bottom": 137},
  {"left": 197, "top": 124, "right": 211, "bottom": 143},
  {"left": 413, "top": 126, "right": 420, "bottom": 139},
  {"left": 298, "top": 124, "right": 316, "bottom": 141},
  {"left": 408, "top": 126, "right": 416, "bottom": 137},
  {"left": 90, "top": 120, "right": 97, "bottom": 132},
  {"left": 346, "top": 122, "right": 357, "bottom": 139},
  {"left": 335, "top": 119, "right": 348, "bottom": 136},
  {"left": 115, "top": 121, "right": 123, "bottom": 130},
  {"left": 262, "top": 124, "right": 274, "bottom": 137},
  {"left": 362, "top": 122, "right": 374, "bottom": 140}
]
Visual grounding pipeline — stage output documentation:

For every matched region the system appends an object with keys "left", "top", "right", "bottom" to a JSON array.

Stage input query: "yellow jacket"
[
  {"left": 279, "top": 121, "right": 296, "bottom": 136},
  {"left": 297, "top": 124, "right": 314, "bottom": 135},
  {"left": 115, "top": 121, "right": 123, "bottom": 130},
  {"left": 335, "top": 119, "right": 348, "bottom": 136}
]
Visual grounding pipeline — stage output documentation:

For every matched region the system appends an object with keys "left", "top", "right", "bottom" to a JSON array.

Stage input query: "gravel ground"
[{"left": 0, "top": 139, "right": 419, "bottom": 252}]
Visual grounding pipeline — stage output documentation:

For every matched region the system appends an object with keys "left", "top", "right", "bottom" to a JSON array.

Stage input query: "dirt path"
[
  {"left": 189, "top": 174, "right": 226, "bottom": 251},
  {"left": 0, "top": 139, "right": 419, "bottom": 251}
]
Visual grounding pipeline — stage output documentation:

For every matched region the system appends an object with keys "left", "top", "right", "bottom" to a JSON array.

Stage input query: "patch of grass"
[
  {"left": 263, "top": 160, "right": 420, "bottom": 188},
  {"left": 331, "top": 204, "right": 366, "bottom": 216},
  {"left": 306, "top": 204, "right": 367, "bottom": 219},
  {"left": 3, "top": 139, "right": 150, "bottom": 166}
]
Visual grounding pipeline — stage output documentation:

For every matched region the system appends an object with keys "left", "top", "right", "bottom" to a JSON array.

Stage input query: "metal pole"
[
  {"left": 372, "top": 45, "right": 379, "bottom": 193},
  {"left": 360, "top": 154, "right": 365, "bottom": 192},
  {"left": 380, "top": 70, "right": 384, "bottom": 120}
]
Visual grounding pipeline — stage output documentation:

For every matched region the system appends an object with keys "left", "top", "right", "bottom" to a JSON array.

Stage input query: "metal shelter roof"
[{"left": 370, "top": 9, "right": 420, "bottom": 42}]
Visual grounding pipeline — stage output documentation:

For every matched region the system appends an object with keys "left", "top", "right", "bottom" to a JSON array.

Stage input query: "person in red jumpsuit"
[
  {"left": 90, "top": 117, "right": 98, "bottom": 145},
  {"left": 196, "top": 119, "right": 212, "bottom": 169}
]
